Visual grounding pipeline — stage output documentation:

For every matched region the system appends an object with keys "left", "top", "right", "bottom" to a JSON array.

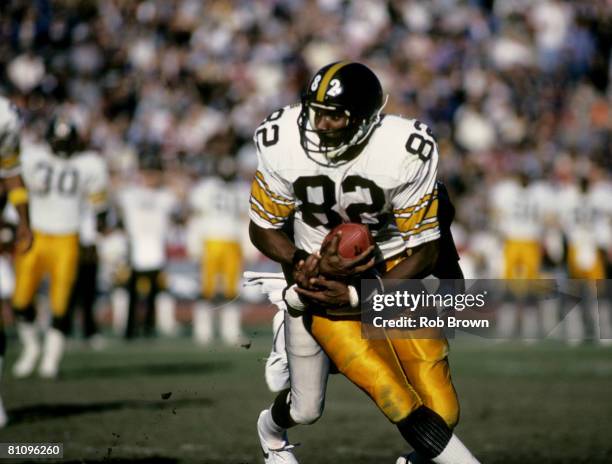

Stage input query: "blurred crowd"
[{"left": 1, "top": 0, "right": 610, "bottom": 274}]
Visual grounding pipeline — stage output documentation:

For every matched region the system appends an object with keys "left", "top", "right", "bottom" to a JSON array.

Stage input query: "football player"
[
  {"left": 189, "top": 156, "right": 248, "bottom": 345},
  {"left": 558, "top": 176, "right": 611, "bottom": 343},
  {"left": 490, "top": 171, "right": 555, "bottom": 280},
  {"left": 12, "top": 116, "right": 108, "bottom": 378},
  {"left": 249, "top": 62, "right": 479, "bottom": 463},
  {"left": 0, "top": 96, "right": 33, "bottom": 425},
  {"left": 489, "top": 171, "right": 556, "bottom": 339},
  {"left": 116, "top": 155, "right": 179, "bottom": 339}
]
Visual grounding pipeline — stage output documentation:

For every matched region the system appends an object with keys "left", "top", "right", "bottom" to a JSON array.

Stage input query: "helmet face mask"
[{"left": 298, "top": 61, "right": 385, "bottom": 165}]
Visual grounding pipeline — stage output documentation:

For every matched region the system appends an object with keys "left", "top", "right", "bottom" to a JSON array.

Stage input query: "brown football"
[{"left": 322, "top": 223, "right": 375, "bottom": 259}]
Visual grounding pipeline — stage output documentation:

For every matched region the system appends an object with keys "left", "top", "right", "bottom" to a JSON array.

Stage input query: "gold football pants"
[
  {"left": 503, "top": 239, "right": 541, "bottom": 279},
  {"left": 310, "top": 316, "right": 459, "bottom": 427},
  {"left": 567, "top": 245, "right": 605, "bottom": 279},
  {"left": 12, "top": 231, "right": 79, "bottom": 317},
  {"left": 201, "top": 240, "right": 242, "bottom": 299}
]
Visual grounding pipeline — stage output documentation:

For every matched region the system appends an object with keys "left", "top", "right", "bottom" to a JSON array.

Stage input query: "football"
[{"left": 322, "top": 223, "right": 375, "bottom": 259}]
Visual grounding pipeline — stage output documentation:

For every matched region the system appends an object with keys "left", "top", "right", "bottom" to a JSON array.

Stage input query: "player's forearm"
[
  {"left": 382, "top": 240, "right": 439, "bottom": 280},
  {"left": 249, "top": 220, "right": 297, "bottom": 266},
  {"left": 4, "top": 175, "right": 30, "bottom": 226}
]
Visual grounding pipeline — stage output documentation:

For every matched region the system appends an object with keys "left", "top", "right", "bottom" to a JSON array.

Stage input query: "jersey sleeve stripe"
[
  {"left": 392, "top": 191, "right": 436, "bottom": 215},
  {"left": 255, "top": 171, "right": 294, "bottom": 204},
  {"left": 0, "top": 153, "right": 19, "bottom": 169},
  {"left": 254, "top": 174, "right": 294, "bottom": 205},
  {"left": 399, "top": 220, "right": 440, "bottom": 239},
  {"left": 89, "top": 191, "right": 107, "bottom": 205},
  {"left": 250, "top": 180, "right": 294, "bottom": 220},
  {"left": 0, "top": 166, "right": 20, "bottom": 178},
  {"left": 394, "top": 197, "right": 439, "bottom": 233},
  {"left": 249, "top": 198, "right": 286, "bottom": 226},
  {"left": 249, "top": 196, "right": 288, "bottom": 222}
]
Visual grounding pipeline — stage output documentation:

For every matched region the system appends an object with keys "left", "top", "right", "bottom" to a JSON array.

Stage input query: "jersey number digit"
[
  {"left": 293, "top": 176, "right": 342, "bottom": 228},
  {"left": 406, "top": 120, "right": 434, "bottom": 161},
  {"left": 33, "top": 162, "right": 79, "bottom": 196},
  {"left": 294, "top": 175, "right": 385, "bottom": 229},
  {"left": 342, "top": 176, "right": 387, "bottom": 229},
  {"left": 255, "top": 109, "right": 284, "bottom": 148}
]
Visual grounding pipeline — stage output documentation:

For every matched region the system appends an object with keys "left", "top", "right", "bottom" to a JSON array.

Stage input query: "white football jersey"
[
  {"left": 490, "top": 179, "right": 554, "bottom": 241},
  {"left": 249, "top": 105, "right": 441, "bottom": 259},
  {"left": 0, "top": 96, "right": 21, "bottom": 178},
  {"left": 20, "top": 141, "right": 108, "bottom": 234},
  {"left": 189, "top": 176, "right": 248, "bottom": 242},
  {"left": 559, "top": 182, "right": 612, "bottom": 249},
  {"left": 117, "top": 185, "right": 178, "bottom": 271}
]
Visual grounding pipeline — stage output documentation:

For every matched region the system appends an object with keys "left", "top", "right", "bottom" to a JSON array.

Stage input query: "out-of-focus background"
[{"left": 0, "top": 1, "right": 611, "bottom": 462}]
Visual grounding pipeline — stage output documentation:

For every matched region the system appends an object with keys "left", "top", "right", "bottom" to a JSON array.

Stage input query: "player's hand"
[
  {"left": 293, "top": 253, "right": 320, "bottom": 290},
  {"left": 295, "top": 275, "right": 351, "bottom": 307},
  {"left": 318, "top": 232, "right": 375, "bottom": 278},
  {"left": 15, "top": 222, "right": 33, "bottom": 254}
]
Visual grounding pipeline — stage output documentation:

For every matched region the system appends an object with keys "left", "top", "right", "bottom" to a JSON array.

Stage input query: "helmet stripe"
[{"left": 315, "top": 61, "right": 351, "bottom": 102}]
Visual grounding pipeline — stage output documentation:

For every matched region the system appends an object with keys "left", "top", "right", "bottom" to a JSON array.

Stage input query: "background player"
[
  {"left": 0, "top": 95, "right": 32, "bottom": 426},
  {"left": 12, "top": 116, "right": 108, "bottom": 379},
  {"left": 116, "top": 155, "right": 179, "bottom": 339},
  {"left": 189, "top": 156, "right": 248, "bottom": 345}
]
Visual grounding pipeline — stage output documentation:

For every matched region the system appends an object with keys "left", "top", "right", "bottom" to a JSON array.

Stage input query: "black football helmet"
[
  {"left": 298, "top": 61, "right": 385, "bottom": 164},
  {"left": 46, "top": 116, "right": 80, "bottom": 158}
]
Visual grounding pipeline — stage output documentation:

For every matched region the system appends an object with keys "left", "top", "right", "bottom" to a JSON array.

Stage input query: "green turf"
[{"left": 1, "top": 332, "right": 611, "bottom": 463}]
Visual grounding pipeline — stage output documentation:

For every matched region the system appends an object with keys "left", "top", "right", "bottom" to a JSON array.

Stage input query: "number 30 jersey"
[
  {"left": 20, "top": 141, "right": 108, "bottom": 235},
  {"left": 249, "top": 105, "right": 441, "bottom": 259}
]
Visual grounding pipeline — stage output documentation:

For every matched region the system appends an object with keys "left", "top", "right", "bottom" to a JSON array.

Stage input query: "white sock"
[
  {"left": 111, "top": 288, "right": 129, "bottom": 335},
  {"left": 0, "top": 394, "right": 6, "bottom": 428},
  {"left": 220, "top": 303, "right": 242, "bottom": 344},
  {"left": 433, "top": 434, "right": 480, "bottom": 464},
  {"left": 193, "top": 301, "right": 214, "bottom": 344},
  {"left": 521, "top": 305, "right": 540, "bottom": 341},
  {"left": 39, "top": 328, "right": 65, "bottom": 378},
  {"left": 13, "top": 323, "right": 40, "bottom": 377},
  {"left": 155, "top": 292, "right": 177, "bottom": 336},
  {"left": 259, "top": 408, "right": 286, "bottom": 448}
]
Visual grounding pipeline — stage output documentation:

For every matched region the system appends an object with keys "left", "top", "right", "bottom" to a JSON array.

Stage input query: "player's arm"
[
  {"left": 86, "top": 157, "right": 110, "bottom": 234},
  {"left": 2, "top": 173, "right": 32, "bottom": 253},
  {"left": 249, "top": 221, "right": 300, "bottom": 267},
  {"left": 383, "top": 240, "right": 439, "bottom": 280}
]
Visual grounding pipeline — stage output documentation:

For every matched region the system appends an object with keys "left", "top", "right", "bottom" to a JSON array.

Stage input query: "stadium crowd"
[{"left": 1, "top": 0, "right": 610, "bottom": 308}]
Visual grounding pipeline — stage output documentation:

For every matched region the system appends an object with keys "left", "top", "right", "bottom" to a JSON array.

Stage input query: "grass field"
[{"left": 1, "top": 330, "right": 611, "bottom": 464}]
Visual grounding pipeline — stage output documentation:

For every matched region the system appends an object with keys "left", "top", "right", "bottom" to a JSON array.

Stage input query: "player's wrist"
[
  {"left": 348, "top": 285, "right": 359, "bottom": 308},
  {"left": 291, "top": 248, "right": 310, "bottom": 267},
  {"left": 283, "top": 284, "right": 306, "bottom": 312}
]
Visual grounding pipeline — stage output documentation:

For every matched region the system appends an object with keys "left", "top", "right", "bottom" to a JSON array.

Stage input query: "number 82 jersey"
[{"left": 249, "top": 105, "right": 441, "bottom": 260}]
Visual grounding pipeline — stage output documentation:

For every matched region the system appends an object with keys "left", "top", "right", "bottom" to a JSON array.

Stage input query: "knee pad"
[{"left": 289, "top": 396, "right": 324, "bottom": 425}]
